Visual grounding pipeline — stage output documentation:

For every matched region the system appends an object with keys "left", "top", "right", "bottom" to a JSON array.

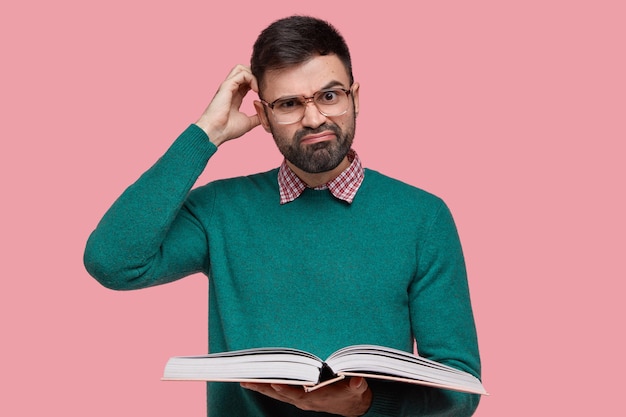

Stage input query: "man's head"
[{"left": 251, "top": 16, "right": 359, "bottom": 176}]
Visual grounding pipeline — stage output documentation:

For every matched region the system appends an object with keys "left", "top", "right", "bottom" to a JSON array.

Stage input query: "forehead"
[{"left": 261, "top": 54, "right": 351, "bottom": 99}]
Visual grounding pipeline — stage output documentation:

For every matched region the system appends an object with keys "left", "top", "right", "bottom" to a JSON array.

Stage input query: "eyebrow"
[
  {"left": 319, "top": 80, "right": 348, "bottom": 90},
  {"left": 274, "top": 80, "right": 349, "bottom": 101}
]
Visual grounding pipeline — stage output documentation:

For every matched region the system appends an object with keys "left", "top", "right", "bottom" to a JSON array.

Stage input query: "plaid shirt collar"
[{"left": 278, "top": 149, "right": 364, "bottom": 205}]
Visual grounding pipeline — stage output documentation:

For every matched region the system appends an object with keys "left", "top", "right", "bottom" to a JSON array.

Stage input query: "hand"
[
  {"left": 195, "top": 65, "right": 261, "bottom": 146},
  {"left": 241, "top": 377, "right": 372, "bottom": 417}
]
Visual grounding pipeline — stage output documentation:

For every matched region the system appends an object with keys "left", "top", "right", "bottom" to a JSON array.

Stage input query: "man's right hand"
[{"left": 195, "top": 65, "right": 261, "bottom": 147}]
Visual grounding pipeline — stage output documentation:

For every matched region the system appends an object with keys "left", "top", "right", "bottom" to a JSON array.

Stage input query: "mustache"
[{"left": 294, "top": 123, "right": 342, "bottom": 145}]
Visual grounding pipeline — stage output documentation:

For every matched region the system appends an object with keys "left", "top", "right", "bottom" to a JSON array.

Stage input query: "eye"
[
  {"left": 274, "top": 98, "right": 301, "bottom": 111},
  {"left": 317, "top": 90, "right": 340, "bottom": 104}
]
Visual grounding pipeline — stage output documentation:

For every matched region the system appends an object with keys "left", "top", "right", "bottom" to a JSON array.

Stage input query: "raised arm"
[{"left": 83, "top": 66, "right": 261, "bottom": 290}]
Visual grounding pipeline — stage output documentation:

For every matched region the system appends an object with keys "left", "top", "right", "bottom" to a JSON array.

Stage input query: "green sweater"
[{"left": 84, "top": 124, "right": 481, "bottom": 416}]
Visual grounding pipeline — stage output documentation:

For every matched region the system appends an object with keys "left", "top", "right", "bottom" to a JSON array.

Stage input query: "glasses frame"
[{"left": 260, "top": 87, "right": 353, "bottom": 125}]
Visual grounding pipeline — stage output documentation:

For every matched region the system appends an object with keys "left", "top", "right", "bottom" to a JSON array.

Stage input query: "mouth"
[{"left": 299, "top": 131, "right": 336, "bottom": 145}]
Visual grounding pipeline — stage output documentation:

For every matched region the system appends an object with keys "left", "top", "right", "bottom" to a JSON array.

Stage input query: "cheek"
[
  {"left": 333, "top": 116, "right": 353, "bottom": 132},
  {"left": 269, "top": 124, "right": 296, "bottom": 144}
]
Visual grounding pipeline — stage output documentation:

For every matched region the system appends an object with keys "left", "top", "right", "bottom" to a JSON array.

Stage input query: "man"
[{"left": 84, "top": 15, "right": 481, "bottom": 416}]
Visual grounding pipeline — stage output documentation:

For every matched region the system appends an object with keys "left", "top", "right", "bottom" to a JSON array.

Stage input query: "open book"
[{"left": 163, "top": 344, "right": 487, "bottom": 395}]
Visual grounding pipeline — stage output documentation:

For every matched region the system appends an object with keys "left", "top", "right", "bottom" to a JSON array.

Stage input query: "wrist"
[
  {"left": 194, "top": 111, "right": 229, "bottom": 147},
  {"left": 193, "top": 122, "right": 223, "bottom": 147}
]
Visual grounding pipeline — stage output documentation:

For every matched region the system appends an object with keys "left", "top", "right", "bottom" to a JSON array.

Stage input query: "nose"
[{"left": 300, "top": 99, "right": 327, "bottom": 128}]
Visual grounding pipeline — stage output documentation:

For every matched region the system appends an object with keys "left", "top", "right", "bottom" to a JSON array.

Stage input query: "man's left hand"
[{"left": 241, "top": 376, "right": 372, "bottom": 417}]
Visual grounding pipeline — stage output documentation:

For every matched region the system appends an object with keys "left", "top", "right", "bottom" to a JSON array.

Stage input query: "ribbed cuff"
[
  {"left": 174, "top": 123, "right": 217, "bottom": 158},
  {"left": 361, "top": 380, "right": 415, "bottom": 416},
  {"left": 154, "top": 124, "right": 217, "bottom": 183}
]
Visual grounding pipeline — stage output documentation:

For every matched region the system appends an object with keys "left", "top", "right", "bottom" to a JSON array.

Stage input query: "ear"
[
  {"left": 253, "top": 100, "right": 272, "bottom": 133},
  {"left": 351, "top": 82, "right": 360, "bottom": 117}
]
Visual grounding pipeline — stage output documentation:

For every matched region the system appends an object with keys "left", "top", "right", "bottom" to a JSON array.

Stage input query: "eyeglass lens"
[{"left": 271, "top": 89, "right": 350, "bottom": 124}]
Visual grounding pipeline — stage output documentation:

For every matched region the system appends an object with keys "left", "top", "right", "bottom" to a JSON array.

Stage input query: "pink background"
[{"left": 1, "top": 1, "right": 624, "bottom": 415}]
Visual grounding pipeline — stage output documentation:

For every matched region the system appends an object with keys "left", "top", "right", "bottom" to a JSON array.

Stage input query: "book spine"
[{"left": 318, "top": 362, "right": 337, "bottom": 383}]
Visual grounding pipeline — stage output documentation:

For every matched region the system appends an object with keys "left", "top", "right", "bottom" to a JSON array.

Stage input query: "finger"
[
  {"left": 248, "top": 113, "right": 261, "bottom": 129},
  {"left": 227, "top": 72, "right": 258, "bottom": 110},
  {"left": 348, "top": 377, "right": 368, "bottom": 393},
  {"left": 225, "top": 65, "right": 257, "bottom": 91},
  {"left": 270, "top": 384, "right": 303, "bottom": 397},
  {"left": 241, "top": 383, "right": 299, "bottom": 404},
  {"left": 224, "top": 64, "right": 251, "bottom": 80},
  {"left": 228, "top": 65, "right": 258, "bottom": 93},
  {"left": 240, "top": 382, "right": 256, "bottom": 390},
  {"left": 266, "top": 384, "right": 309, "bottom": 406}
]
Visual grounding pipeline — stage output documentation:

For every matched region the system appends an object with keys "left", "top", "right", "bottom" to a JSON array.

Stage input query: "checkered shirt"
[{"left": 277, "top": 149, "right": 364, "bottom": 204}]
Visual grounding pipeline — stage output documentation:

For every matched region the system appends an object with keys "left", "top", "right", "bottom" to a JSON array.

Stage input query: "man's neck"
[{"left": 286, "top": 157, "right": 350, "bottom": 188}]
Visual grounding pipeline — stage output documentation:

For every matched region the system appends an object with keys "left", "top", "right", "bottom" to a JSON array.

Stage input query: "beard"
[{"left": 269, "top": 115, "right": 356, "bottom": 174}]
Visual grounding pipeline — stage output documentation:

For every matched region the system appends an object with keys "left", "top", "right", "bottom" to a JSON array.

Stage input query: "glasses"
[{"left": 260, "top": 87, "right": 352, "bottom": 125}]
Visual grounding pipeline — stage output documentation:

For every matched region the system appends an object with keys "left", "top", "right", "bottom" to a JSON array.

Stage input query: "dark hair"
[{"left": 251, "top": 15, "right": 353, "bottom": 90}]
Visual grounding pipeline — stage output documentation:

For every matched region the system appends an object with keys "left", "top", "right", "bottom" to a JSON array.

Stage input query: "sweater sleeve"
[
  {"left": 364, "top": 200, "right": 481, "bottom": 417},
  {"left": 363, "top": 380, "right": 480, "bottom": 417},
  {"left": 83, "top": 124, "right": 217, "bottom": 290}
]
